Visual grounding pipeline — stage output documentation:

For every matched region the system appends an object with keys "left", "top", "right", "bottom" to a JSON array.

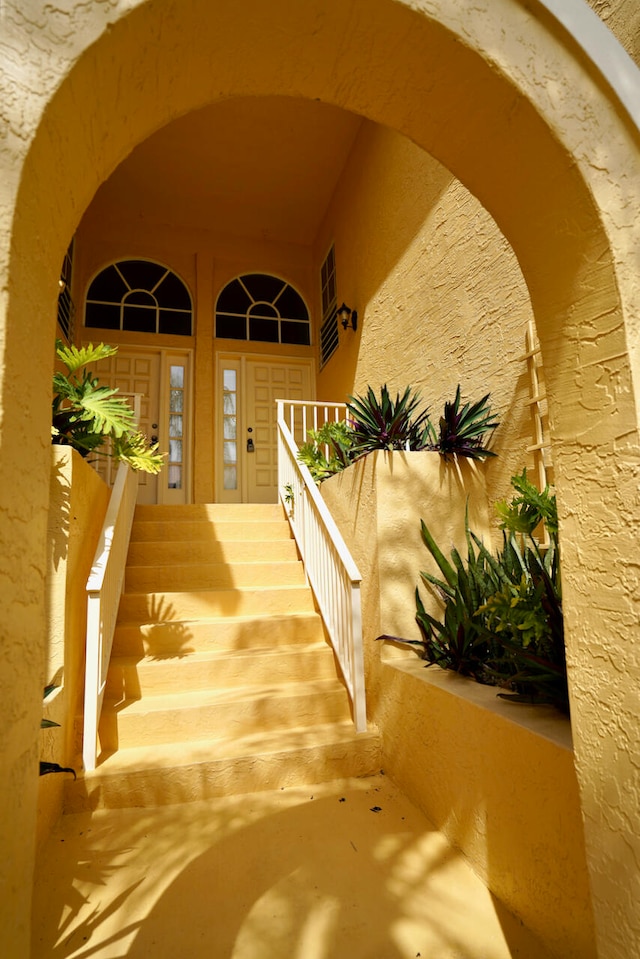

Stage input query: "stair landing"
[{"left": 35, "top": 775, "right": 555, "bottom": 959}]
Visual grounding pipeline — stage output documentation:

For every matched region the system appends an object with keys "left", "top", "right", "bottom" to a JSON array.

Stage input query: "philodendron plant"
[
  {"left": 52, "top": 340, "right": 164, "bottom": 473},
  {"left": 297, "top": 420, "right": 357, "bottom": 484}
]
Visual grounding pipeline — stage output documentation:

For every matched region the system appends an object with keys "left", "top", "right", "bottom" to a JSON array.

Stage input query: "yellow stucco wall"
[
  {"left": 1, "top": 1, "right": 640, "bottom": 955},
  {"left": 321, "top": 451, "right": 596, "bottom": 957},
  {"left": 38, "top": 448, "right": 111, "bottom": 849},
  {"left": 313, "top": 119, "right": 537, "bottom": 523},
  {"left": 380, "top": 663, "right": 596, "bottom": 959}
]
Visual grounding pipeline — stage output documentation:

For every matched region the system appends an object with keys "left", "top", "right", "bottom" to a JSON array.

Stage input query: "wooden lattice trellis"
[{"left": 523, "top": 319, "right": 554, "bottom": 493}]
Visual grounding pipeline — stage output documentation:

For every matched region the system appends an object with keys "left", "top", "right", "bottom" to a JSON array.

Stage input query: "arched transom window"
[
  {"left": 85, "top": 259, "right": 193, "bottom": 336},
  {"left": 216, "top": 273, "right": 310, "bottom": 345}
]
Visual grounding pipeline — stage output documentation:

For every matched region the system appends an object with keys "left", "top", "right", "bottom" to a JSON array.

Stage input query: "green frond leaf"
[
  {"left": 74, "top": 386, "right": 136, "bottom": 437},
  {"left": 55, "top": 340, "right": 118, "bottom": 375},
  {"left": 111, "top": 431, "right": 166, "bottom": 474}
]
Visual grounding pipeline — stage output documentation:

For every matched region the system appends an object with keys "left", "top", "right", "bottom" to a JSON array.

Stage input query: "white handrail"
[
  {"left": 83, "top": 462, "right": 139, "bottom": 771},
  {"left": 277, "top": 400, "right": 366, "bottom": 732}
]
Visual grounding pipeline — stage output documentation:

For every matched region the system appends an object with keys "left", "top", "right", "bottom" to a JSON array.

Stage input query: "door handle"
[
  {"left": 151, "top": 435, "right": 159, "bottom": 443},
  {"left": 247, "top": 438, "right": 255, "bottom": 452}
]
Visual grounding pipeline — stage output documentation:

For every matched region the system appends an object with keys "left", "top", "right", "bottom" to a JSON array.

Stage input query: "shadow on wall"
[
  {"left": 45, "top": 455, "right": 72, "bottom": 679},
  {"left": 378, "top": 663, "right": 597, "bottom": 959},
  {"left": 38, "top": 448, "right": 111, "bottom": 849}
]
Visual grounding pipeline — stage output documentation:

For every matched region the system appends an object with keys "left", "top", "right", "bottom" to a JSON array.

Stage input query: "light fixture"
[{"left": 338, "top": 302, "right": 358, "bottom": 332}]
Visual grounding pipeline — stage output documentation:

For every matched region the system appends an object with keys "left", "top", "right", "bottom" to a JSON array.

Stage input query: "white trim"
[{"left": 537, "top": 0, "right": 640, "bottom": 131}]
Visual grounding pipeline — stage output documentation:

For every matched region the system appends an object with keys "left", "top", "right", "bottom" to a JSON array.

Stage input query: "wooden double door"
[
  {"left": 217, "top": 354, "right": 314, "bottom": 503},
  {"left": 91, "top": 345, "right": 192, "bottom": 505}
]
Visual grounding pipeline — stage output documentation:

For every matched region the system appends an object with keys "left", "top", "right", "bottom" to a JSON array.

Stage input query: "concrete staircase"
[{"left": 66, "top": 503, "right": 380, "bottom": 812}]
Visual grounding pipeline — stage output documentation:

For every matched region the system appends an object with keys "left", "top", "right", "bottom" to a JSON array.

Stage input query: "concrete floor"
[{"left": 32, "top": 774, "right": 554, "bottom": 959}]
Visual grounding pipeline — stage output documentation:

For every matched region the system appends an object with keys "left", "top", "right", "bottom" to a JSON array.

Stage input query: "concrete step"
[
  {"left": 126, "top": 538, "right": 299, "bottom": 567},
  {"left": 112, "top": 612, "right": 327, "bottom": 657},
  {"left": 134, "top": 503, "right": 286, "bottom": 523},
  {"left": 125, "top": 560, "right": 307, "bottom": 593},
  {"left": 72, "top": 502, "right": 372, "bottom": 816},
  {"left": 65, "top": 722, "right": 382, "bottom": 811},
  {"left": 130, "top": 519, "right": 292, "bottom": 543},
  {"left": 105, "top": 642, "right": 339, "bottom": 699},
  {"left": 117, "top": 585, "right": 316, "bottom": 623},
  {"left": 98, "top": 679, "right": 352, "bottom": 750}
]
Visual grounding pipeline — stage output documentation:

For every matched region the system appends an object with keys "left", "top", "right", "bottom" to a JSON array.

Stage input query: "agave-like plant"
[
  {"left": 383, "top": 471, "right": 567, "bottom": 711},
  {"left": 436, "top": 385, "right": 498, "bottom": 460},
  {"left": 40, "top": 685, "right": 76, "bottom": 779},
  {"left": 347, "top": 384, "right": 434, "bottom": 455},
  {"left": 52, "top": 340, "right": 164, "bottom": 474}
]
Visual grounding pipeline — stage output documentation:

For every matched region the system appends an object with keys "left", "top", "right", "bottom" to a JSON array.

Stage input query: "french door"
[
  {"left": 217, "top": 354, "right": 314, "bottom": 503},
  {"left": 90, "top": 345, "right": 192, "bottom": 504}
]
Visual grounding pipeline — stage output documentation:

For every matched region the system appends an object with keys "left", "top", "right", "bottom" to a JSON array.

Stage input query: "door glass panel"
[
  {"left": 223, "top": 368, "right": 238, "bottom": 490},
  {"left": 170, "top": 366, "right": 185, "bottom": 388},
  {"left": 224, "top": 465, "right": 237, "bottom": 489},
  {"left": 167, "top": 364, "right": 185, "bottom": 490}
]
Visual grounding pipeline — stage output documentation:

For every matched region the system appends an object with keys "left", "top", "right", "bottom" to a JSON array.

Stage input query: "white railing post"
[
  {"left": 83, "top": 462, "right": 139, "bottom": 771},
  {"left": 276, "top": 400, "right": 367, "bottom": 732}
]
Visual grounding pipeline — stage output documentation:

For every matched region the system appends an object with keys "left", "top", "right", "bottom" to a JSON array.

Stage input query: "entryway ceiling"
[{"left": 89, "top": 97, "right": 363, "bottom": 247}]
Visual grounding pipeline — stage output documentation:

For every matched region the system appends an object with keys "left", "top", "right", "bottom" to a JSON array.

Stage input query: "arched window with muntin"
[
  {"left": 85, "top": 259, "right": 193, "bottom": 336},
  {"left": 215, "top": 273, "right": 310, "bottom": 345}
]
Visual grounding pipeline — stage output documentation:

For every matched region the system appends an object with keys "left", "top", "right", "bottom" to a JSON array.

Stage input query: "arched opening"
[{"left": 3, "top": 0, "right": 640, "bottom": 954}]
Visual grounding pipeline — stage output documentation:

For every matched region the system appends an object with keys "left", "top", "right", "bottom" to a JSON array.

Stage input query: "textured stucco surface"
[
  {"left": 380, "top": 663, "right": 596, "bottom": 959},
  {"left": 1, "top": 0, "right": 640, "bottom": 955},
  {"left": 321, "top": 453, "right": 596, "bottom": 957},
  {"left": 586, "top": 0, "right": 640, "bottom": 63},
  {"left": 314, "top": 120, "right": 535, "bottom": 522}
]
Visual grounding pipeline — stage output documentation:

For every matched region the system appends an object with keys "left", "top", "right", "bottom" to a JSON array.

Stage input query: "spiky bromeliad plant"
[
  {"left": 436, "top": 385, "right": 499, "bottom": 461},
  {"left": 52, "top": 340, "right": 164, "bottom": 474},
  {"left": 346, "top": 384, "right": 434, "bottom": 456}
]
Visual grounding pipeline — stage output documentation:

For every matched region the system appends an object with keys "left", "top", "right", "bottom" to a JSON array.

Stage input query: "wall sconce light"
[{"left": 338, "top": 302, "right": 358, "bottom": 332}]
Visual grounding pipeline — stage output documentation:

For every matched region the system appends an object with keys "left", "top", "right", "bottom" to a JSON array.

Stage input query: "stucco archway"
[{"left": 2, "top": 1, "right": 640, "bottom": 954}]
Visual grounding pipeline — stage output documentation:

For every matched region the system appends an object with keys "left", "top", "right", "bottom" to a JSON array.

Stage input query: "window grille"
[
  {"left": 215, "top": 273, "right": 310, "bottom": 345},
  {"left": 57, "top": 240, "right": 75, "bottom": 342},
  {"left": 319, "top": 245, "right": 338, "bottom": 367},
  {"left": 85, "top": 259, "right": 193, "bottom": 336}
]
